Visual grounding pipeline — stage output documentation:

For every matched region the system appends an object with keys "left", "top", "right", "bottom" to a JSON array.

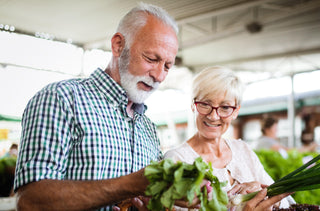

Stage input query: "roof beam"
[
  {"left": 176, "top": 0, "right": 277, "bottom": 25},
  {"left": 194, "top": 47, "right": 320, "bottom": 68},
  {"left": 180, "top": 0, "right": 320, "bottom": 49}
]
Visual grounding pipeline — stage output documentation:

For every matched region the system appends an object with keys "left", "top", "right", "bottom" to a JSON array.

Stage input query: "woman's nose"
[{"left": 207, "top": 108, "right": 220, "bottom": 120}]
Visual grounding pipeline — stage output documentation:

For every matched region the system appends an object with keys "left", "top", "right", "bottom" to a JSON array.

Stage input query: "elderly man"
[{"left": 14, "top": 3, "right": 179, "bottom": 211}]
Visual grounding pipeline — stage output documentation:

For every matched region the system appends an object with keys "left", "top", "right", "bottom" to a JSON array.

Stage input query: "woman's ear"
[
  {"left": 111, "top": 32, "right": 125, "bottom": 57},
  {"left": 232, "top": 105, "right": 241, "bottom": 120},
  {"left": 191, "top": 104, "right": 195, "bottom": 112}
]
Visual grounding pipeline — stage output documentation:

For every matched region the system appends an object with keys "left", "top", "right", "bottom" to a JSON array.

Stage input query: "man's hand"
[
  {"left": 131, "top": 196, "right": 150, "bottom": 211},
  {"left": 114, "top": 196, "right": 150, "bottom": 211}
]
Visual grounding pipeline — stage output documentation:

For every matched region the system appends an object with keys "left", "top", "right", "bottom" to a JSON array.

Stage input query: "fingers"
[
  {"left": 244, "top": 188, "right": 268, "bottom": 211},
  {"left": 228, "top": 184, "right": 242, "bottom": 196},
  {"left": 174, "top": 197, "right": 201, "bottom": 209},
  {"left": 243, "top": 189, "right": 292, "bottom": 211},
  {"left": 131, "top": 197, "right": 150, "bottom": 211},
  {"left": 258, "top": 192, "right": 292, "bottom": 210},
  {"left": 242, "top": 182, "right": 261, "bottom": 194},
  {"left": 228, "top": 182, "right": 261, "bottom": 196},
  {"left": 112, "top": 206, "right": 120, "bottom": 211}
]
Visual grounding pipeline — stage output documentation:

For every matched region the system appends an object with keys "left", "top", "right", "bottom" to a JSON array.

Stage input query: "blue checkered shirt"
[{"left": 14, "top": 68, "right": 162, "bottom": 210}]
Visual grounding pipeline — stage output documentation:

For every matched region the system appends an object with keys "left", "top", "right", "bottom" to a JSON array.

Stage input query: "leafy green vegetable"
[{"left": 145, "top": 157, "right": 228, "bottom": 211}]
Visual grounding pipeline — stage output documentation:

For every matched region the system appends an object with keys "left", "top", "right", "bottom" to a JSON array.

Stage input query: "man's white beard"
[{"left": 119, "top": 48, "right": 159, "bottom": 104}]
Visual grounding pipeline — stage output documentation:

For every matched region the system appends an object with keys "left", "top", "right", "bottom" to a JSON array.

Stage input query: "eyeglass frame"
[{"left": 193, "top": 99, "right": 237, "bottom": 118}]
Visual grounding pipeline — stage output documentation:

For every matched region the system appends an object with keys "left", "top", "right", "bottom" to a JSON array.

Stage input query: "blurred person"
[
  {"left": 14, "top": 3, "right": 179, "bottom": 211},
  {"left": 299, "top": 130, "right": 319, "bottom": 152},
  {"left": 164, "top": 66, "right": 295, "bottom": 210},
  {"left": 0, "top": 143, "right": 18, "bottom": 158},
  {"left": 255, "top": 116, "right": 289, "bottom": 157},
  {"left": 8, "top": 143, "right": 18, "bottom": 157},
  {"left": 0, "top": 143, "right": 17, "bottom": 197}
]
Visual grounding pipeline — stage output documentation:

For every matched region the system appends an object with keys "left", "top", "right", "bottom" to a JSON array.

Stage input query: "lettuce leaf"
[{"left": 145, "top": 157, "right": 228, "bottom": 211}]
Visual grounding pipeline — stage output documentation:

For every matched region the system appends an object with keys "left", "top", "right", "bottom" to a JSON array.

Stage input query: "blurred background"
[{"left": 0, "top": 0, "right": 320, "bottom": 205}]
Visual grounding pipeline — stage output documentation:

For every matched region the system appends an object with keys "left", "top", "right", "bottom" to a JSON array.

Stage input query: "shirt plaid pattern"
[{"left": 14, "top": 68, "right": 163, "bottom": 210}]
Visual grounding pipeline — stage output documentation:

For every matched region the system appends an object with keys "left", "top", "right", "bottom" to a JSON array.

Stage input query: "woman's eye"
[
  {"left": 199, "top": 103, "right": 210, "bottom": 108},
  {"left": 221, "top": 106, "right": 232, "bottom": 111}
]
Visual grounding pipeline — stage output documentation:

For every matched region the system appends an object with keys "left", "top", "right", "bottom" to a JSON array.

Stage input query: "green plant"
[
  {"left": 255, "top": 149, "right": 320, "bottom": 205},
  {"left": 0, "top": 156, "right": 17, "bottom": 196}
]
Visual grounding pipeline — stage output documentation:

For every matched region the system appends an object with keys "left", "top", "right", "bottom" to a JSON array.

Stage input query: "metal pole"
[{"left": 287, "top": 74, "right": 296, "bottom": 148}]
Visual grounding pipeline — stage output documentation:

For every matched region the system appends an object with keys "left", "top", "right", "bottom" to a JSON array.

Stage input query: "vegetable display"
[
  {"left": 0, "top": 156, "right": 17, "bottom": 197},
  {"left": 230, "top": 154, "right": 320, "bottom": 207},
  {"left": 144, "top": 157, "right": 228, "bottom": 211},
  {"left": 256, "top": 150, "right": 320, "bottom": 204}
]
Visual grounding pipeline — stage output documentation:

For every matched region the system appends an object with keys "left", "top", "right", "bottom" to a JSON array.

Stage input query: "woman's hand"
[
  {"left": 174, "top": 180, "right": 211, "bottom": 209},
  {"left": 228, "top": 181, "right": 262, "bottom": 196},
  {"left": 243, "top": 189, "right": 292, "bottom": 211},
  {"left": 114, "top": 180, "right": 210, "bottom": 210},
  {"left": 173, "top": 197, "right": 201, "bottom": 209}
]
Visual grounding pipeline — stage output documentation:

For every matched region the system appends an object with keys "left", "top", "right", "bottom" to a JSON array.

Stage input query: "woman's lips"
[{"left": 204, "top": 121, "right": 221, "bottom": 127}]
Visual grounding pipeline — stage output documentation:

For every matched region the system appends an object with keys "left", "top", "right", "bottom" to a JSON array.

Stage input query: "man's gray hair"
[{"left": 116, "top": 2, "right": 178, "bottom": 48}]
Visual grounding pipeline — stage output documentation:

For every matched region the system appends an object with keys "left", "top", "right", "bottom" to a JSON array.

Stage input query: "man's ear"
[{"left": 111, "top": 33, "right": 125, "bottom": 57}]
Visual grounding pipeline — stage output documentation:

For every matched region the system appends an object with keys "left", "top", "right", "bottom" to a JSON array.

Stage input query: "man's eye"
[{"left": 145, "top": 56, "right": 157, "bottom": 62}]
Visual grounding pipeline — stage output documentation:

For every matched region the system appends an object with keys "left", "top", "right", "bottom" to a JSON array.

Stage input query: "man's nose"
[{"left": 150, "top": 63, "right": 167, "bottom": 83}]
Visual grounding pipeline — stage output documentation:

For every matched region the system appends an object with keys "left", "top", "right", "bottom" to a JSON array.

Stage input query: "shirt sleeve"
[{"left": 14, "top": 87, "right": 74, "bottom": 191}]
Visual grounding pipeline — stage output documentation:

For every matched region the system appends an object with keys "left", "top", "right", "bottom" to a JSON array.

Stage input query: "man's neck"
[{"left": 104, "top": 64, "right": 121, "bottom": 84}]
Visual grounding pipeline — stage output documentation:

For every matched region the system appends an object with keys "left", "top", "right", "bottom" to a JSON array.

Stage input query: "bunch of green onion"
[{"left": 230, "top": 154, "right": 320, "bottom": 206}]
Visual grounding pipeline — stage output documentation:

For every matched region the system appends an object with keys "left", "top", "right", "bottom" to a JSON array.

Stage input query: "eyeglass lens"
[{"left": 196, "top": 103, "right": 234, "bottom": 117}]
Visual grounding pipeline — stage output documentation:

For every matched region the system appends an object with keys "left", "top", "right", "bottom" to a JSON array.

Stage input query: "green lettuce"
[{"left": 145, "top": 157, "right": 228, "bottom": 211}]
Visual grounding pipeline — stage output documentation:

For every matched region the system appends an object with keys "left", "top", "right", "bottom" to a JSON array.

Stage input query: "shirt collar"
[{"left": 91, "top": 68, "right": 147, "bottom": 114}]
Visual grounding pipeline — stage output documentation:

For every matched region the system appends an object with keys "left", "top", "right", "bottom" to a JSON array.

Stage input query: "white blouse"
[{"left": 164, "top": 138, "right": 294, "bottom": 210}]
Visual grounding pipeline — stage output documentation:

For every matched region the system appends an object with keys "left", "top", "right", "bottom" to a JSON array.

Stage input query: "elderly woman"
[{"left": 164, "top": 66, "right": 294, "bottom": 210}]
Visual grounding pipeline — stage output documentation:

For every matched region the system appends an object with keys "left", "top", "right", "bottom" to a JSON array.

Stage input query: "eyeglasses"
[{"left": 193, "top": 100, "right": 237, "bottom": 118}]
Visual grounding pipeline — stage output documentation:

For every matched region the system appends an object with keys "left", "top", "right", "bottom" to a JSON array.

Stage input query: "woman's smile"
[{"left": 204, "top": 120, "right": 221, "bottom": 128}]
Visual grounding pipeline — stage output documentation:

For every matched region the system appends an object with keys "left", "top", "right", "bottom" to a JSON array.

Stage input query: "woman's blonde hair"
[{"left": 192, "top": 66, "right": 245, "bottom": 106}]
